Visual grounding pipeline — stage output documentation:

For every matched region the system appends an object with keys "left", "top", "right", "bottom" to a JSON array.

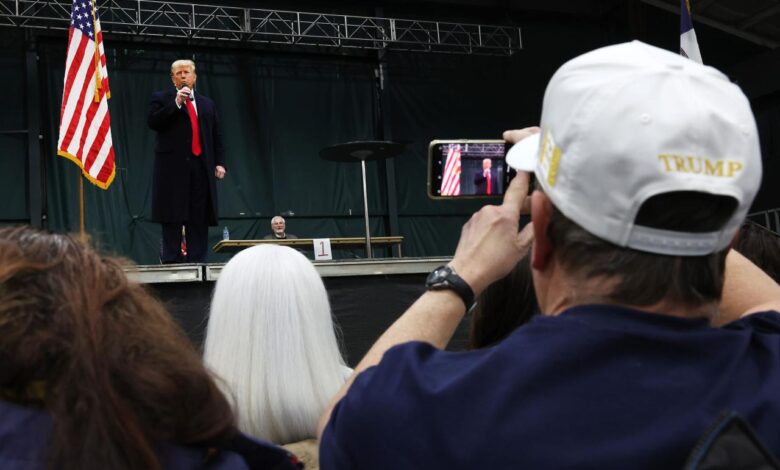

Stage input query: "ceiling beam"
[
  {"left": 640, "top": 0, "right": 778, "bottom": 49},
  {"left": 738, "top": 2, "right": 780, "bottom": 30},
  {"left": 694, "top": 0, "right": 719, "bottom": 14}
]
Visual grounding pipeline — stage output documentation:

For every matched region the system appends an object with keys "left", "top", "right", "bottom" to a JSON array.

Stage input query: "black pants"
[{"left": 160, "top": 157, "right": 210, "bottom": 263}]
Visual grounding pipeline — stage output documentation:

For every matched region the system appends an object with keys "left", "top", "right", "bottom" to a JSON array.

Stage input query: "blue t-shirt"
[
  {"left": 0, "top": 399, "right": 300, "bottom": 470},
  {"left": 321, "top": 305, "right": 780, "bottom": 469}
]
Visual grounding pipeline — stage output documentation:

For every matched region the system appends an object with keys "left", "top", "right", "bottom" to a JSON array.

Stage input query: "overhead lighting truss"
[{"left": 0, "top": 0, "right": 523, "bottom": 55}]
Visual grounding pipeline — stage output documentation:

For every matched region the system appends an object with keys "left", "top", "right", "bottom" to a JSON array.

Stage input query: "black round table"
[{"left": 320, "top": 141, "right": 405, "bottom": 258}]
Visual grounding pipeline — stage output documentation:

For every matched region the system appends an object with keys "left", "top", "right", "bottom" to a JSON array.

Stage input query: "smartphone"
[{"left": 428, "top": 140, "right": 515, "bottom": 199}]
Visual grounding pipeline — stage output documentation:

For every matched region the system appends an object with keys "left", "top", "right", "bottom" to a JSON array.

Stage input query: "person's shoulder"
[
  {"left": 334, "top": 341, "right": 482, "bottom": 412},
  {"left": 724, "top": 310, "right": 780, "bottom": 333},
  {"left": 263, "top": 234, "right": 273, "bottom": 240},
  {"left": 327, "top": 342, "right": 436, "bottom": 411},
  {"left": 320, "top": 343, "right": 489, "bottom": 466},
  {"left": 287, "top": 234, "right": 298, "bottom": 239},
  {"left": 0, "top": 400, "right": 49, "bottom": 465}
]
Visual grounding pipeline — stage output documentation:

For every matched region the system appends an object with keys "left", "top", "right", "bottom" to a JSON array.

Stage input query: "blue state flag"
[{"left": 680, "top": 0, "right": 703, "bottom": 63}]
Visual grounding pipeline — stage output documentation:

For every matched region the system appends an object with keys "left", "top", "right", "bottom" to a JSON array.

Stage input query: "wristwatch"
[{"left": 425, "top": 265, "right": 477, "bottom": 312}]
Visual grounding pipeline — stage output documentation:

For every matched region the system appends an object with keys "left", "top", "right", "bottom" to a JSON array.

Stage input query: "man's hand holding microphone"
[{"left": 175, "top": 85, "right": 193, "bottom": 106}]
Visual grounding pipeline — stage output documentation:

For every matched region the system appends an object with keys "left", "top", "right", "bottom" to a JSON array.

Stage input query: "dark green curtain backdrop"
[
  {"left": 2, "top": 12, "right": 776, "bottom": 263},
  {"left": 39, "top": 41, "right": 385, "bottom": 263},
  {"left": 0, "top": 21, "right": 611, "bottom": 263},
  {"left": 30, "top": 33, "right": 579, "bottom": 264},
  {"left": 0, "top": 30, "right": 28, "bottom": 224},
  {"left": 383, "top": 18, "right": 607, "bottom": 256}
]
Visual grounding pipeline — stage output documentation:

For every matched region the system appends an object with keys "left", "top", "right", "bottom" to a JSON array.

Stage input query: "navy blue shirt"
[
  {"left": 321, "top": 305, "right": 780, "bottom": 469},
  {"left": 0, "top": 399, "right": 300, "bottom": 470}
]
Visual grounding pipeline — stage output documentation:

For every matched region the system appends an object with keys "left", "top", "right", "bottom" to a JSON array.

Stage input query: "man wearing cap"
[{"left": 317, "top": 41, "right": 780, "bottom": 468}]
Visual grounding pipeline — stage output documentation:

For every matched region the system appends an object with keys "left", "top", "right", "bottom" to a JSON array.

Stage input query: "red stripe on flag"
[
  {"left": 95, "top": 146, "right": 116, "bottom": 183},
  {"left": 83, "top": 126, "right": 108, "bottom": 173},
  {"left": 60, "top": 32, "right": 89, "bottom": 150},
  {"left": 441, "top": 145, "right": 461, "bottom": 196},
  {"left": 83, "top": 112, "right": 110, "bottom": 171},
  {"left": 76, "top": 83, "right": 103, "bottom": 163},
  {"left": 59, "top": 28, "right": 77, "bottom": 123},
  {"left": 61, "top": 63, "right": 94, "bottom": 154},
  {"left": 60, "top": 36, "right": 93, "bottom": 153},
  {"left": 96, "top": 31, "right": 110, "bottom": 93}
]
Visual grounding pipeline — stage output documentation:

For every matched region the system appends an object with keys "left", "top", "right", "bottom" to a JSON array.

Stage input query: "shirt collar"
[{"left": 531, "top": 304, "right": 712, "bottom": 332}]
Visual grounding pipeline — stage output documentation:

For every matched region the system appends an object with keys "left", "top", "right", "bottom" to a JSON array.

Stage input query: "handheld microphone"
[{"left": 179, "top": 85, "right": 194, "bottom": 101}]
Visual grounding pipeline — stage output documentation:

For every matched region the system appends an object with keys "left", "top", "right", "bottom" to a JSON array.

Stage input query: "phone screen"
[{"left": 428, "top": 140, "right": 515, "bottom": 199}]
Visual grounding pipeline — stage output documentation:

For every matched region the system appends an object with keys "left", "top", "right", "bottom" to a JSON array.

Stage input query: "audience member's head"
[
  {"left": 507, "top": 41, "right": 762, "bottom": 316},
  {"left": 271, "top": 216, "right": 286, "bottom": 237},
  {"left": 735, "top": 220, "right": 780, "bottom": 283},
  {"left": 469, "top": 255, "right": 538, "bottom": 349},
  {"left": 0, "top": 226, "right": 235, "bottom": 470},
  {"left": 204, "top": 244, "right": 348, "bottom": 445}
]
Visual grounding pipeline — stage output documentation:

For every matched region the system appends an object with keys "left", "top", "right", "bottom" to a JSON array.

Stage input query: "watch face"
[{"left": 426, "top": 266, "right": 450, "bottom": 287}]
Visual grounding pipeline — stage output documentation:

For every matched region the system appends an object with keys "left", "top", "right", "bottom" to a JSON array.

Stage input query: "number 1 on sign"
[{"left": 313, "top": 238, "right": 333, "bottom": 261}]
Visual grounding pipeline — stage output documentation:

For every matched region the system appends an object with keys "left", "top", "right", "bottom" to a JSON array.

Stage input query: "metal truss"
[
  {"left": 748, "top": 208, "right": 780, "bottom": 234},
  {"left": 0, "top": 0, "right": 522, "bottom": 55}
]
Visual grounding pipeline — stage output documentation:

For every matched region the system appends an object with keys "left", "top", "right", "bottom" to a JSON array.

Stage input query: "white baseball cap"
[{"left": 506, "top": 41, "right": 762, "bottom": 256}]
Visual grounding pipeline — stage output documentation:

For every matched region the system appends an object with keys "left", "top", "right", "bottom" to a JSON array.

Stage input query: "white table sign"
[{"left": 313, "top": 238, "right": 333, "bottom": 261}]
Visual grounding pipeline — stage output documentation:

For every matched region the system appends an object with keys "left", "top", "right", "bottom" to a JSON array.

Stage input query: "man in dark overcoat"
[
  {"left": 148, "top": 59, "right": 226, "bottom": 263},
  {"left": 473, "top": 157, "right": 498, "bottom": 195}
]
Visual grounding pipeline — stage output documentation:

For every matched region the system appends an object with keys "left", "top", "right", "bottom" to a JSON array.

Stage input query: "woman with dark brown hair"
[{"left": 0, "top": 226, "right": 300, "bottom": 470}]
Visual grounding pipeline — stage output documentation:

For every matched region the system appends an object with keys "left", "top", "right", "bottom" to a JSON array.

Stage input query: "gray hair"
[
  {"left": 203, "top": 245, "right": 348, "bottom": 444},
  {"left": 546, "top": 194, "right": 730, "bottom": 308}
]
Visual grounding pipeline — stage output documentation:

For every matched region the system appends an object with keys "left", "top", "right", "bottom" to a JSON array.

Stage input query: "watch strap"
[{"left": 426, "top": 265, "right": 476, "bottom": 312}]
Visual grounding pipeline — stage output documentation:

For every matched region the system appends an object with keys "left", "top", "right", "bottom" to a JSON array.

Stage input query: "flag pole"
[{"left": 79, "top": 175, "right": 86, "bottom": 242}]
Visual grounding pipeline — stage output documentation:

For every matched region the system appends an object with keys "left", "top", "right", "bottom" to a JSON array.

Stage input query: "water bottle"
[{"left": 222, "top": 226, "right": 230, "bottom": 241}]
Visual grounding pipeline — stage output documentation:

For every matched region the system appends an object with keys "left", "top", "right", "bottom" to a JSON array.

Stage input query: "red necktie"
[
  {"left": 486, "top": 172, "right": 492, "bottom": 195},
  {"left": 184, "top": 100, "right": 201, "bottom": 156}
]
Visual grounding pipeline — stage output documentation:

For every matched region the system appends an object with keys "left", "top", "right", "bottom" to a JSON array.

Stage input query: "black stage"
[{"left": 128, "top": 258, "right": 471, "bottom": 366}]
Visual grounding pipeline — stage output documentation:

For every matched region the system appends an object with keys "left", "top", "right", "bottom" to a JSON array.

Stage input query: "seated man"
[
  {"left": 264, "top": 216, "right": 298, "bottom": 240},
  {"left": 317, "top": 41, "right": 780, "bottom": 469}
]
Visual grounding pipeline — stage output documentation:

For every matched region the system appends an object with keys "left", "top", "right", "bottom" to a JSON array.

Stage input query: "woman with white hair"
[{"left": 204, "top": 244, "right": 350, "bottom": 468}]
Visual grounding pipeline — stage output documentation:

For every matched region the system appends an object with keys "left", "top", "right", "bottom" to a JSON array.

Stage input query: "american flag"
[
  {"left": 440, "top": 144, "right": 462, "bottom": 196},
  {"left": 680, "top": 0, "right": 703, "bottom": 64},
  {"left": 57, "top": 0, "right": 116, "bottom": 189}
]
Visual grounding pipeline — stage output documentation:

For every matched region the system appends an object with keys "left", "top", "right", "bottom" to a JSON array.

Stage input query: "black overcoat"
[{"left": 148, "top": 89, "right": 225, "bottom": 225}]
